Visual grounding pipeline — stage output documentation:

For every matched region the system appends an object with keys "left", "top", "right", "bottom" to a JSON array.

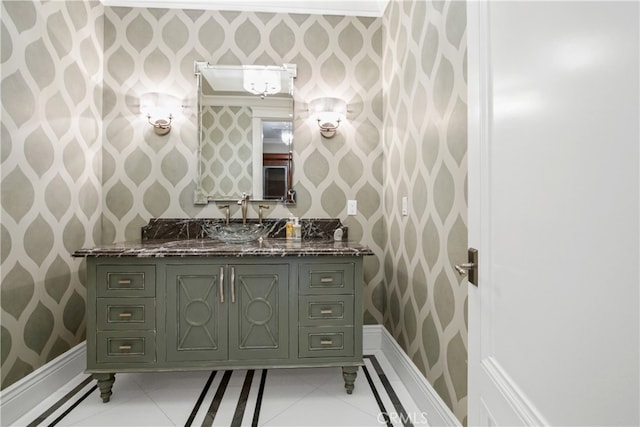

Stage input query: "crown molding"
[{"left": 99, "top": 0, "right": 389, "bottom": 17}]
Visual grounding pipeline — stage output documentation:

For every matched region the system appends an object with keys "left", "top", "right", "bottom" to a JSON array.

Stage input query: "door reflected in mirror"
[
  {"left": 193, "top": 63, "right": 296, "bottom": 205},
  {"left": 262, "top": 121, "right": 292, "bottom": 200}
]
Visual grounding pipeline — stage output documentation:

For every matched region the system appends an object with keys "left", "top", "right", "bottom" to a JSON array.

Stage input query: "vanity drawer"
[
  {"left": 96, "top": 265, "right": 155, "bottom": 298},
  {"left": 299, "top": 295, "right": 353, "bottom": 326},
  {"left": 96, "top": 331, "right": 156, "bottom": 364},
  {"left": 97, "top": 298, "right": 155, "bottom": 330},
  {"left": 298, "top": 263, "right": 354, "bottom": 295},
  {"left": 299, "top": 327, "right": 354, "bottom": 358}
]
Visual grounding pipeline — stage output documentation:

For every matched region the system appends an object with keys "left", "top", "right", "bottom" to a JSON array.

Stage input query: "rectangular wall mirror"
[{"left": 193, "top": 62, "right": 297, "bottom": 205}]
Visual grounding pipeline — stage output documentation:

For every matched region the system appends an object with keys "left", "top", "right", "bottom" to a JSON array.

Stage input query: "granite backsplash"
[{"left": 141, "top": 218, "right": 348, "bottom": 242}]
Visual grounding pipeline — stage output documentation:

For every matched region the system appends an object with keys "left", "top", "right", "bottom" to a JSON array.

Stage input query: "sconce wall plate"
[
  {"left": 309, "top": 97, "right": 347, "bottom": 139},
  {"left": 140, "top": 92, "right": 180, "bottom": 135},
  {"left": 149, "top": 115, "right": 172, "bottom": 135}
]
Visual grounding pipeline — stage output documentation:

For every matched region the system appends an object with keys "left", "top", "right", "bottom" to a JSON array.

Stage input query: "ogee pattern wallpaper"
[
  {"left": 200, "top": 105, "right": 253, "bottom": 198},
  {"left": 383, "top": 0, "right": 468, "bottom": 423},
  {"left": 1, "top": 1, "right": 467, "bottom": 424},
  {"left": 1, "top": 2, "right": 388, "bottom": 391},
  {"left": 100, "top": 8, "right": 386, "bottom": 323},
  {"left": 1, "top": 0, "right": 104, "bottom": 388}
]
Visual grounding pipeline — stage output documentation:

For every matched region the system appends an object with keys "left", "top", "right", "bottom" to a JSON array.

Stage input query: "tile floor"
[{"left": 13, "top": 353, "right": 428, "bottom": 427}]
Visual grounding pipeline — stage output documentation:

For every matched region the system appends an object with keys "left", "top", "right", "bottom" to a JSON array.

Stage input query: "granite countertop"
[
  {"left": 72, "top": 238, "right": 374, "bottom": 258},
  {"left": 72, "top": 218, "right": 374, "bottom": 258}
]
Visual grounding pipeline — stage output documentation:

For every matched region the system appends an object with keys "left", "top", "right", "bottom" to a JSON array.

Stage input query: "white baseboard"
[
  {"left": 3, "top": 327, "right": 457, "bottom": 427},
  {"left": 364, "top": 325, "right": 461, "bottom": 427},
  {"left": 363, "top": 323, "right": 383, "bottom": 354},
  {"left": 0, "top": 342, "right": 87, "bottom": 426}
]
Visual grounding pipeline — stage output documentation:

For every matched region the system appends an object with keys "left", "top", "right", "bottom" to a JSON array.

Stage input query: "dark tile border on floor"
[
  {"left": 26, "top": 355, "right": 413, "bottom": 427},
  {"left": 25, "top": 376, "right": 94, "bottom": 427}
]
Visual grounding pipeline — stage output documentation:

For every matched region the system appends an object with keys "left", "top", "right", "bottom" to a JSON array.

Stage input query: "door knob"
[{"left": 455, "top": 248, "right": 478, "bottom": 286}]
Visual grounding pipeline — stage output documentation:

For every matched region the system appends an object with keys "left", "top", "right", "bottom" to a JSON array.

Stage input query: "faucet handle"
[
  {"left": 218, "top": 204, "right": 230, "bottom": 225},
  {"left": 258, "top": 204, "right": 270, "bottom": 224}
]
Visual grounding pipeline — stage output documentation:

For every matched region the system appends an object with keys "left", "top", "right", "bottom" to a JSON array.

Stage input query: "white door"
[{"left": 466, "top": 1, "right": 639, "bottom": 425}]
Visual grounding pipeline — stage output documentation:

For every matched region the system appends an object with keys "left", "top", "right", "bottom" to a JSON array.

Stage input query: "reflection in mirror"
[
  {"left": 262, "top": 121, "right": 293, "bottom": 199},
  {"left": 193, "top": 63, "right": 297, "bottom": 205}
]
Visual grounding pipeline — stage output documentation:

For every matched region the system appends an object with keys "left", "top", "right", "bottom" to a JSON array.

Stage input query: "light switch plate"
[
  {"left": 347, "top": 199, "right": 357, "bottom": 215},
  {"left": 402, "top": 196, "right": 408, "bottom": 216}
]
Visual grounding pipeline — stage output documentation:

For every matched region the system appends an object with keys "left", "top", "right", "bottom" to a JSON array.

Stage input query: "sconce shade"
[
  {"left": 281, "top": 128, "right": 293, "bottom": 145},
  {"left": 309, "top": 97, "right": 347, "bottom": 138},
  {"left": 139, "top": 92, "right": 180, "bottom": 135},
  {"left": 243, "top": 67, "right": 282, "bottom": 98}
]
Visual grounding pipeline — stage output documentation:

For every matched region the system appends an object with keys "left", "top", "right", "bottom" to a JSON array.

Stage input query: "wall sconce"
[
  {"left": 139, "top": 92, "right": 180, "bottom": 135},
  {"left": 243, "top": 66, "right": 282, "bottom": 99},
  {"left": 309, "top": 97, "right": 347, "bottom": 138},
  {"left": 281, "top": 128, "right": 293, "bottom": 146}
]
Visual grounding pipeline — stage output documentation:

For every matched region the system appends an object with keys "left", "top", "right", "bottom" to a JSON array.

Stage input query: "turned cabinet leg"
[
  {"left": 93, "top": 373, "right": 115, "bottom": 403},
  {"left": 342, "top": 366, "right": 358, "bottom": 394}
]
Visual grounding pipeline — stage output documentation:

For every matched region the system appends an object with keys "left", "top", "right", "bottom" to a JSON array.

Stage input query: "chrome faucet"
[
  {"left": 258, "top": 204, "right": 270, "bottom": 224},
  {"left": 218, "top": 204, "right": 230, "bottom": 225},
  {"left": 237, "top": 193, "right": 250, "bottom": 224}
]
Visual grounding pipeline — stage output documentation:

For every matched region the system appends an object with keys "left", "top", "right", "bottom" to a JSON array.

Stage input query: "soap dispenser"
[
  {"left": 286, "top": 217, "right": 294, "bottom": 240},
  {"left": 292, "top": 217, "right": 302, "bottom": 241}
]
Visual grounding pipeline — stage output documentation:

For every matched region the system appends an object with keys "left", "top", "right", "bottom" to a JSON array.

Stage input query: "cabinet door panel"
[
  {"left": 166, "top": 265, "right": 227, "bottom": 361},
  {"left": 229, "top": 264, "right": 289, "bottom": 360}
]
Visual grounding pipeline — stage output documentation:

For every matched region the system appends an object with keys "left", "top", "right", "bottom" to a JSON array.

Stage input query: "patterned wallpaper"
[
  {"left": 1, "top": 1, "right": 104, "bottom": 389},
  {"left": 1, "top": 2, "right": 387, "bottom": 391},
  {"left": 382, "top": 0, "right": 468, "bottom": 423},
  {"left": 199, "top": 105, "right": 253, "bottom": 198},
  {"left": 1, "top": 2, "right": 467, "bottom": 423},
  {"left": 100, "top": 7, "right": 386, "bottom": 326}
]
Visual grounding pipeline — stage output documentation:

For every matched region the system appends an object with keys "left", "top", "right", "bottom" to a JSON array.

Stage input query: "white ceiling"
[{"left": 100, "top": 0, "right": 390, "bottom": 17}]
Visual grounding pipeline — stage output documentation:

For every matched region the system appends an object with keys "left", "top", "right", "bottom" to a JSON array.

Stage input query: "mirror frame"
[{"left": 193, "top": 62, "right": 297, "bottom": 205}]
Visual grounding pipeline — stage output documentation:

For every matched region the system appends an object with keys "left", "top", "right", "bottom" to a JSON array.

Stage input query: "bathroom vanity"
[{"left": 73, "top": 219, "right": 373, "bottom": 403}]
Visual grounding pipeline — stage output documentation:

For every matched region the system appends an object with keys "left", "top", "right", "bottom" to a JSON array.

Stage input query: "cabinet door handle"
[
  {"left": 118, "top": 279, "right": 132, "bottom": 286},
  {"left": 118, "top": 312, "right": 133, "bottom": 318},
  {"left": 320, "top": 339, "right": 333, "bottom": 345},
  {"left": 230, "top": 267, "right": 236, "bottom": 303},
  {"left": 320, "top": 309, "right": 333, "bottom": 315},
  {"left": 118, "top": 344, "right": 132, "bottom": 351},
  {"left": 219, "top": 267, "right": 224, "bottom": 303},
  {"left": 320, "top": 277, "right": 334, "bottom": 283}
]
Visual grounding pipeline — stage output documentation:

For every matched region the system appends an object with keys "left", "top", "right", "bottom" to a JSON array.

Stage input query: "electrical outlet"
[
  {"left": 402, "top": 196, "right": 408, "bottom": 216},
  {"left": 347, "top": 199, "right": 357, "bottom": 215}
]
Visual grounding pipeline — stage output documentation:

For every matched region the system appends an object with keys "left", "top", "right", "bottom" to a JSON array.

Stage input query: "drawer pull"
[
  {"left": 118, "top": 279, "right": 132, "bottom": 286},
  {"left": 320, "top": 309, "right": 333, "bottom": 315},
  {"left": 118, "top": 344, "right": 132, "bottom": 351},
  {"left": 118, "top": 312, "right": 133, "bottom": 318},
  {"left": 320, "top": 339, "right": 333, "bottom": 345},
  {"left": 320, "top": 277, "right": 334, "bottom": 283}
]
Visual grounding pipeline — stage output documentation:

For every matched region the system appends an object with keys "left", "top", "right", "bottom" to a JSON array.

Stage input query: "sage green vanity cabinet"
[
  {"left": 85, "top": 255, "right": 364, "bottom": 402},
  {"left": 165, "top": 263, "right": 289, "bottom": 362}
]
